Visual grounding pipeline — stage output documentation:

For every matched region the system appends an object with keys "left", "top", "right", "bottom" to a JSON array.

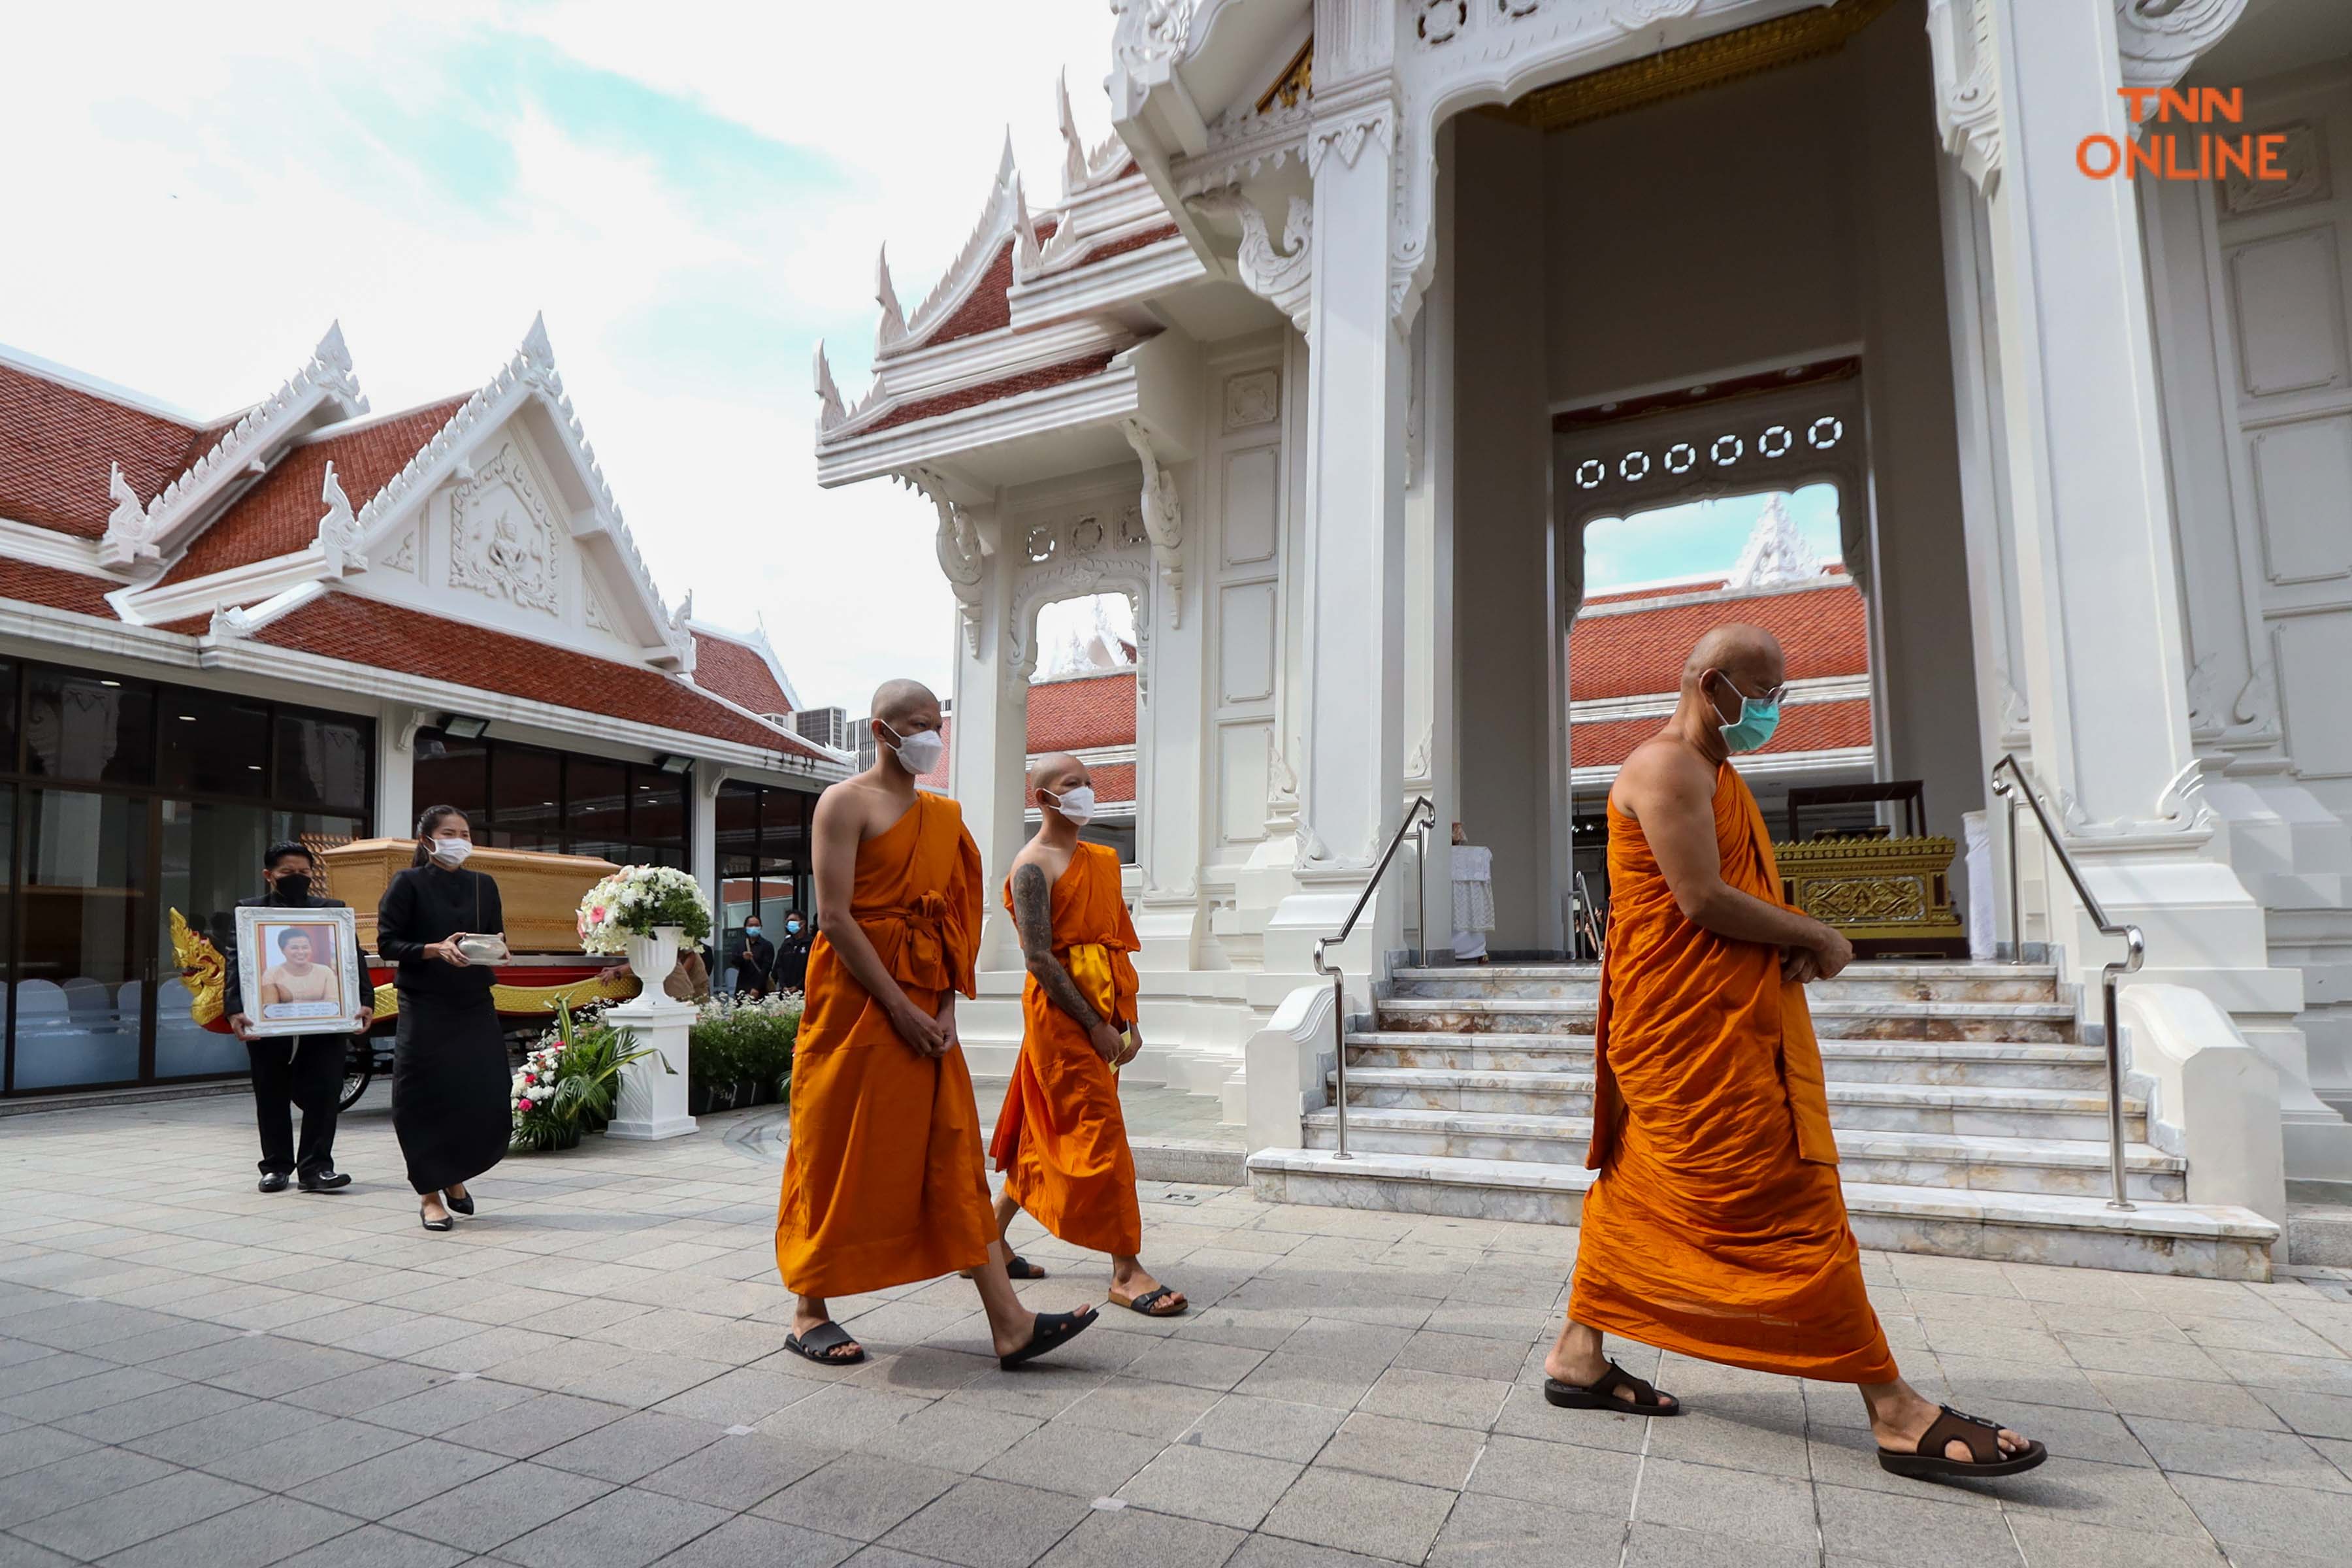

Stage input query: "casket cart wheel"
[{"left": 339, "top": 1041, "right": 373, "bottom": 1111}]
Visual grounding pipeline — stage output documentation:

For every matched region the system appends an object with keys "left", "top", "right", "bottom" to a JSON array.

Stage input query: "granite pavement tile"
[
  {"left": 638, "top": 1432, "right": 835, "bottom": 1510},
  {"left": 12, "top": 1465, "right": 264, "bottom": 1560},
  {"left": 378, "top": 1460, "right": 613, "bottom": 1553},
  {"left": 1117, "top": 1443, "right": 1303, "bottom": 1530},
  {"left": 1034, "top": 1505, "right": 1246, "bottom": 1568},
  {"left": 647, "top": 1514, "right": 861, "bottom": 1568},
  {"left": 977, "top": 1422, "right": 1169, "bottom": 1499},
  {"left": 1258, "top": 1466, "right": 1457, "bottom": 1563},
  {"left": 754, "top": 1455, "right": 964, "bottom": 1542},
  {"left": 97, "top": 1494, "right": 361, "bottom": 1568},
  {"left": 497, "top": 1482, "right": 735, "bottom": 1568},
  {"left": 878, "top": 1477, "right": 1094, "bottom": 1568},
  {"left": 1424, "top": 1492, "right": 1627, "bottom": 1568}
]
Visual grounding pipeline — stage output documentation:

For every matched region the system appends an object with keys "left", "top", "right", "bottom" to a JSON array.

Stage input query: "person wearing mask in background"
[
  {"left": 665, "top": 940, "right": 712, "bottom": 1004},
  {"left": 378, "top": 806, "right": 509, "bottom": 1233},
  {"left": 774, "top": 911, "right": 813, "bottom": 992},
  {"left": 736, "top": 917, "right": 775, "bottom": 998},
  {"left": 225, "top": 842, "right": 370, "bottom": 1194}
]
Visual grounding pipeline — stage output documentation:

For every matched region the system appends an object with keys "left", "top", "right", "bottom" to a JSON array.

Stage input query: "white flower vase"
[{"left": 625, "top": 925, "right": 684, "bottom": 994}]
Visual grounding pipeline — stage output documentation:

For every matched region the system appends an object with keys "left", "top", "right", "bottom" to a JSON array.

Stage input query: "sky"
[
  {"left": 1584, "top": 484, "right": 1844, "bottom": 595},
  {"left": 0, "top": 0, "right": 1116, "bottom": 715}
]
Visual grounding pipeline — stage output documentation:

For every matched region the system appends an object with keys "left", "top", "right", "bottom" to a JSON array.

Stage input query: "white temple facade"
[{"left": 815, "top": 0, "right": 2352, "bottom": 1237}]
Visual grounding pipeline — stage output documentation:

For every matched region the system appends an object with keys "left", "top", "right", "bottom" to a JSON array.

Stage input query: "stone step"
[
  {"left": 1390, "top": 962, "right": 2061, "bottom": 1005},
  {"left": 1299, "top": 1107, "right": 2186, "bottom": 1201},
  {"left": 1245, "top": 1149, "right": 2276, "bottom": 1280},
  {"left": 1329, "top": 1066, "right": 2144, "bottom": 1142},
  {"left": 1345, "top": 1032, "right": 2111, "bottom": 1090},
  {"left": 1373, "top": 996, "right": 2078, "bottom": 1043}
]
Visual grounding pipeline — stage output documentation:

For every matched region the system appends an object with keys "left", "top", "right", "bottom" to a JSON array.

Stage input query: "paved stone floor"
[{"left": 6, "top": 1094, "right": 2352, "bottom": 1567}]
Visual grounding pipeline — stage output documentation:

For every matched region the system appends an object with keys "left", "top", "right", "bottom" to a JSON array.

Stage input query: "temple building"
[
  {"left": 0, "top": 322, "right": 847, "bottom": 1095},
  {"left": 815, "top": 0, "right": 2352, "bottom": 1269}
]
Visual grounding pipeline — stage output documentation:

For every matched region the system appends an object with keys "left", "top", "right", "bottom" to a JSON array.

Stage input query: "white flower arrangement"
[
  {"left": 576, "top": 864, "right": 713, "bottom": 954},
  {"left": 512, "top": 1041, "right": 566, "bottom": 1116}
]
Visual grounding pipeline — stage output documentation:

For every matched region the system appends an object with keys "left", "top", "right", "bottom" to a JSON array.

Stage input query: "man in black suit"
[
  {"left": 224, "top": 842, "right": 372, "bottom": 1193},
  {"left": 734, "top": 917, "right": 776, "bottom": 997},
  {"left": 773, "top": 911, "right": 813, "bottom": 993}
]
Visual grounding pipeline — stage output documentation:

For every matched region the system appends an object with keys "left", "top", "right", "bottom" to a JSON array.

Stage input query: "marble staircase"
[{"left": 1247, "top": 962, "right": 2281, "bottom": 1279}]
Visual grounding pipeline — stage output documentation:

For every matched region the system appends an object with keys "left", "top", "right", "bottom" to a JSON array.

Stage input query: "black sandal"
[
  {"left": 1878, "top": 1405, "right": 2046, "bottom": 1479},
  {"left": 783, "top": 1320, "right": 865, "bottom": 1365},
  {"left": 1110, "top": 1286, "right": 1186, "bottom": 1318},
  {"left": 1005, "top": 1254, "right": 1046, "bottom": 1281},
  {"left": 999, "top": 1307, "right": 1098, "bottom": 1370},
  {"left": 1542, "top": 1360, "right": 1680, "bottom": 1416}
]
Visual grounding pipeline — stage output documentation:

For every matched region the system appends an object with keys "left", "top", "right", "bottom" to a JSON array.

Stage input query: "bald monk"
[
  {"left": 1545, "top": 624, "right": 2046, "bottom": 1482},
  {"left": 776, "top": 680, "right": 1098, "bottom": 1369},
  {"left": 981, "top": 754, "right": 1186, "bottom": 1316}
]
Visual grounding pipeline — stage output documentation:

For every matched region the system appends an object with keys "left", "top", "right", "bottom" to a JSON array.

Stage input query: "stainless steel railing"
[
  {"left": 1989, "top": 753, "right": 2143, "bottom": 1211},
  {"left": 1573, "top": 871, "right": 1607, "bottom": 962},
  {"left": 1315, "top": 795, "right": 1437, "bottom": 1160}
]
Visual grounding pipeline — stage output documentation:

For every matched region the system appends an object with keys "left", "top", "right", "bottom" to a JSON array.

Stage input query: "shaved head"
[
  {"left": 1028, "top": 751, "right": 1085, "bottom": 795},
  {"left": 870, "top": 678, "right": 939, "bottom": 730},
  {"left": 1683, "top": 623, "right": 1786, "bottom": 692}
]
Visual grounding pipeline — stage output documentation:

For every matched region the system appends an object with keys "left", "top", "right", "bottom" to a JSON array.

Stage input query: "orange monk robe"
[
  {"left": 776, "top": 792, "right": 995, "bottom": 1298},
  {"left": 989, "top": 842, "right": 1144, "bottom": 1255},
  {"left": 1570, "top": 762, "right": 1897, "bottom": 1384}
]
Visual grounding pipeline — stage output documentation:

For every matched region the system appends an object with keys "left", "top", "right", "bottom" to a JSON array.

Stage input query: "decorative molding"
[
  {"left": 1307, "top": 100, "right": 1394, "bottom": 176},
  {"left": 210, "top": 604, "right": 257, "bottom": 640},
  {"left": 2222, "top": 120, "right": 2327, "bottom": 216},
  {"left": 1725, "top": 493, "right": 1821, "bottom": 589},
  {"left": 1610, "top": 0, "right": 1705, "bottom": 26},
  {"left": 584, "top": 584, "right": 616, "bottom": 635},
  {"left": 2115, "top": 0, "right": 2249, "bottom": 95},
  {"left": 448, "top": 440, "right": 561, "bottom": 616},
  {"left": 1009, "top": 551, "right": 1152, "bottom": 703},
  {"left": 814, "top": 341, "right": 849, "bottom": 433},
  {"left": 384, "top": 529, "right": 416, "bottom": 575},
  {"left": 1119, "top": 419, "right": 1186, "bottom": 625},
  {"left": 1215, "top": 193, "right": 1313, "bottom": 333},
  {"left": 1111, "top": 0, "right": 1194, "bottom": 77},
  {"left": 887, "top": 135, "right": 1022, "bottom": 355},
  {"left": 1224, "top": 368, "right": 1280, "bottom": 431},
  {"left": 875, "top": 247, "right": 908, "bottom": 351},
  {"left": 392, "top": 706, "right": 431, "bottom": 754},
  {"left": 1406, "top": 723, "right": 1433, "bottom": 784},
  {"left": 1058, "top": 70, "right": 1132, "bottom": 200},
  {"left": 315, "top": 460, "right": 367, "bottom": 578},
  {"left": 1927, "top": 0, "right": 2002, "bottom": 197},
  {"left": 99, "top": 461, "right": 155, "bottom": 572},
  {"left": 1999, "top": 671, "right": 2032, "bottom": 737},
  {"left": 902, "top": 466, "right": 985, "bottom": 657}
]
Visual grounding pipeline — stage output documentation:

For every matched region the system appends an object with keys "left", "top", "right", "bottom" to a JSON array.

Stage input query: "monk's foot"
[
  {"left": 1109, "top": 1263, "right": 1185, "bottom": 1317},
  {"left": 785, "top": 1308, "right": 864, "bottom": 1365},
  {"left": 1871, "top": 1390, "right": 2037, "bottom": 1470},
  {"left": 990, "top": 1308, "right": 1039, "bottom": 1361},
  {"left": 1543, "top": 1332, "right": 1676, "bottom": 1413}
]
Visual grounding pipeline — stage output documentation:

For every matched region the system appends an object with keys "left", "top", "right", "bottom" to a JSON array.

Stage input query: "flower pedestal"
[
  {"left": 606, "top": 994, "right": 697, "bottom": 1142},
  {"left": 624, "top": 924, "right": 684, "bottom": 988}
]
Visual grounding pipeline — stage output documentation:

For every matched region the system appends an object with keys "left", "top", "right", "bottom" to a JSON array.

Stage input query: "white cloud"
[{"left": 0, "top": 0, "right": 1121, "bottom": 713}]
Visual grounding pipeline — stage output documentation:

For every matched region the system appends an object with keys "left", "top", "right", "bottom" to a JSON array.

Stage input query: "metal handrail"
[
  {"left": 1315, "top": 794, "right": 1436, "bottom": 1160},
  {"left": 1573, "top": 871, "right": 1607, "bottom": 962},
  {"left": 1989, "top": 753, "right": 2144, "bottom": 1211}
]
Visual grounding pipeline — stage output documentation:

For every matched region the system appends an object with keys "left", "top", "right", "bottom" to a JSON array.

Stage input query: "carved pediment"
[{"left": 447, "top": 441, "right": 563, "bottom": 617}]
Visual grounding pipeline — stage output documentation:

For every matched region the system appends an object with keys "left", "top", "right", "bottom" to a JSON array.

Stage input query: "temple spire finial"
[{"left": 876, "top": 246, "right": 907, "bottom": 348}]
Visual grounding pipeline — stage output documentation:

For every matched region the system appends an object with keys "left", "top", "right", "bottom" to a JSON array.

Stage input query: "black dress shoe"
[
  {"left": 444, "top": 1190, "right": 475, "bottom": 1217},
  {"left": 419, "top": 1201, "right": 454, "bottom": 1233},
  {"left": 298, "top": 1170, "right": 351, "bottom": 1193},
  {"left": 258, "top": 1173, "right": 289, "bottom": 1193}
]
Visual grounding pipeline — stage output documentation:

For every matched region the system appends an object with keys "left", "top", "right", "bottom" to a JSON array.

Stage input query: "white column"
[
  {"left": 1949, "top": 0, "right": 2349, "bottom": 1175},
  {"left": 948, "top": 532, "right": 1030, "bottom": 970},
  {"left": 376, "top": 702, "right": 420, "bottom": 840},
  {"left": 1418, "top": 137, "right": 1459, "bottom": 966},
  {"left": 691, "top": 768, "right": 722, "bottom": 922},
  {"left": 1266, "top": 60, "right": 1410, "bottom": 988},
  {"left": 1134, "top": 461, "right": 1205, "bottom": 972}
]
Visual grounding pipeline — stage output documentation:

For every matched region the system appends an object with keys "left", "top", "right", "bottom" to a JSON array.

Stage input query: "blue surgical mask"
[
  {"left": 1709, "top": 672, "right": 1781, "bottom": 754},
  {"left": 785, "top": 920, "right": 802, "bottom": 934}
]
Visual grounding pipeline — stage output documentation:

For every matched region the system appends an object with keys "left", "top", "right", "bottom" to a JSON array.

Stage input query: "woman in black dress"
[{"left": 380, "top": 806, "right": 509, "bottom": 1232}]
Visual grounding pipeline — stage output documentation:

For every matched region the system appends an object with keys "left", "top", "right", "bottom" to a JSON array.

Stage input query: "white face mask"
[
  {"left": 428, "top": 836, "right": 474, "bottom": 868},
  {"left": 1041, "top": 785, "right": 1096, "bottom": 826},
  {"left": 879, "top": 721, "right": 945, "bottom": 776}
]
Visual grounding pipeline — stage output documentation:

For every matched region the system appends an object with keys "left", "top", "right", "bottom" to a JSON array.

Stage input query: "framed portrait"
[{"left": 235, "top": 906, "right": 367, "bottom": 1038}]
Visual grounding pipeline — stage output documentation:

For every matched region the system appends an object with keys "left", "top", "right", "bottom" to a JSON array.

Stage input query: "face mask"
[
  {"left": 745, "top": 924, "right": 761, "bottom": 936},
  {"left": 429, "top": 836, "right": 474, "bottom": 868},
  {"left": 1041, "top": 785, "right": 1096, "bottom": 826},
  {"left": 879, "top": 721, "right": 944, "bottom": 775},
  {"left": 786, "top": 921, "right": 802, "bottom": 934},
  {"left": 272, "top": 872, "right": 312, "bottom": 902},
  {"left": 1708, "top": 674, "right": 1782, "bottom": 755}
]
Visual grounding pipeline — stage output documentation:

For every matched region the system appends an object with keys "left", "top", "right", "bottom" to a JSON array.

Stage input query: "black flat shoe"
[
  {"left": 443, "top": 1190, "right": 474, "bottom": 1216},
  {"left": 258, "top": 1173, "right": 289, "bottom": 1193},
  {"left": 299, "top": 1171, "right": 351, "bottom": 1193},
  {"left": 419, "top": 1201, "right": 454, "bottom": 1233}
]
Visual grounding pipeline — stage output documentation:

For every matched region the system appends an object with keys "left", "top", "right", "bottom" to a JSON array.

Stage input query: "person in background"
[
  {"left": 736, "top": 918, "right": 775, "bottom": 998},
  {"left": 1451, "top": 821, "right": 1496, "bottom": 964},
  {"left": 774, "top": 911, "right": 813, "bottom": 992},
  {"left": 225, "top": 843, "right": 368, "bottom": 1194},
  {"left": 665, "top": 941, "right": 712, "bottom": 1004},
  {"left": 378, "top": 806, "right": 509, "bottom": 1233}
]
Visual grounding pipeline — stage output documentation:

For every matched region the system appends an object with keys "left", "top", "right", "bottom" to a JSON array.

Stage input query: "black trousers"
[{"left": 248, "top": 1036, "right": 346, "bottom": 1178}]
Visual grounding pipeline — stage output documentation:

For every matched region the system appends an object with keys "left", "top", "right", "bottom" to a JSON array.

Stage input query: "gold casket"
[
  {"left": 321, "top": 840, "right": 620, "bottom": 955},
  {"left": 1774, "top": 834, "right": 1969, "bottom": 960}
]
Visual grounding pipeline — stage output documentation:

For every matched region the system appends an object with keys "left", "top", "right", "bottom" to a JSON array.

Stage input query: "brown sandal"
[
  {"left": 1877, "top": 1405, "right": 2046, "bottom": 1479},
  {"left": 1542, "top": 1360, "right": 1680, "bottom": 1416}
]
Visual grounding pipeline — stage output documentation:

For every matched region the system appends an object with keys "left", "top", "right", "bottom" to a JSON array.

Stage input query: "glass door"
[{"left": 12, "top": 789, "right": 150, "bottom": 1091}]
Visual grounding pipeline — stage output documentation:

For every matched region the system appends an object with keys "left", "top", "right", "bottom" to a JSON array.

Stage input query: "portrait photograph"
[{"left": 235, "top": 905, "right": 365, "bottom": 1038}]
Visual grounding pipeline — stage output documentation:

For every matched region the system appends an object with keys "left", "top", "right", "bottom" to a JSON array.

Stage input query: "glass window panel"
[
  {"left": 154, "top": 799, "right": 269, "bottom": 1079},
  {"left": 634, "top": 770, "right": 687, "bottom": 855},
  {"left": 14, "top": 789, "right": 145, "bottom": 1089},
  {"left": 412, "top": 730, "right": 488, "bottom": 831},
  {"left": 0, "top": 786, "right": 12, "bottom": 1087},
  {"left": 766, "top": 789, "right": 813, "bottom": 872},
  {"left": 715, "top": 782, "right": 759, "bottom": 860},
  {"left": 159, "top": 689, "right": 270, "bottom": 798},
  {"left": 568, "top": 758, "right": 628, "bottom": 855},
  {"left": 274, "top": 711, "right": 370, "bottom": 811},
  {"left": 491, "top": 746, "right": 562, "bottom": 852},
  {"left": 22, "top": 668, "right": 154, "bottom": 786}
]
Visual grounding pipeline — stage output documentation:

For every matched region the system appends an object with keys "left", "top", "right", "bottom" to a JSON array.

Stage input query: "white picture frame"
[{"left": 236, "top": 905, "right": 366, "bottom": 1038}]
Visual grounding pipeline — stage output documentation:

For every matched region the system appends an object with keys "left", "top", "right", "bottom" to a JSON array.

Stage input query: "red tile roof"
[
  {"left": 242, "top": 592, "right": 827, "bottom": 758},
  {"left": 864, "top": 351, "right": 1122, "bottom": 435},
  {"left": 1077, "top": 223, "right": 1181, "bottom": 265},
  {"left": 1028, "top": 672, "right": 1135, "bottom": 751},
  {"left": 1580, "top": 562, "right": 1846, "bottom": 610},
  {"left": 931, "top": 240, "right": 1021, "bottom": 346},
  {"left": 1569, "top": 581, "right": 1867, "bottom": 702},
  {"left": 159, "top": 398, "right": 466, "bottom": 586},
  {"left": 691, "top": 630, "right": 793, "bottom": 717},
  {"left": 1088, "top": 760, "right": 1135, "bottom": 806},
  {"left": 0, "top": 359, "right": 213, "bottom": 539},
  {"left": 0, "top": 558, "right": 129, "bottom": 618},
  {"left": 1570, "top": 696, "right": 1873, "bottom": 769}
]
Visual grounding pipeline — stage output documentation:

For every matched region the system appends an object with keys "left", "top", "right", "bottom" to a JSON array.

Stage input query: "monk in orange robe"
[
  {"left": 776, "top": 679, "right": 1097, "bottom": 1370},
  {"left": 1546, "top": 625, "right": 2044, "bottom": 1481},
  {"left": 983, "top": 753, "right": 1185, "bottom": 1316}
]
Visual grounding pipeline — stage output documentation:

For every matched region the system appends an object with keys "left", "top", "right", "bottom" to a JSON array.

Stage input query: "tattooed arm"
[{"left": 1012, "top": 860, "right": 1123, "bottom": 1063}]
